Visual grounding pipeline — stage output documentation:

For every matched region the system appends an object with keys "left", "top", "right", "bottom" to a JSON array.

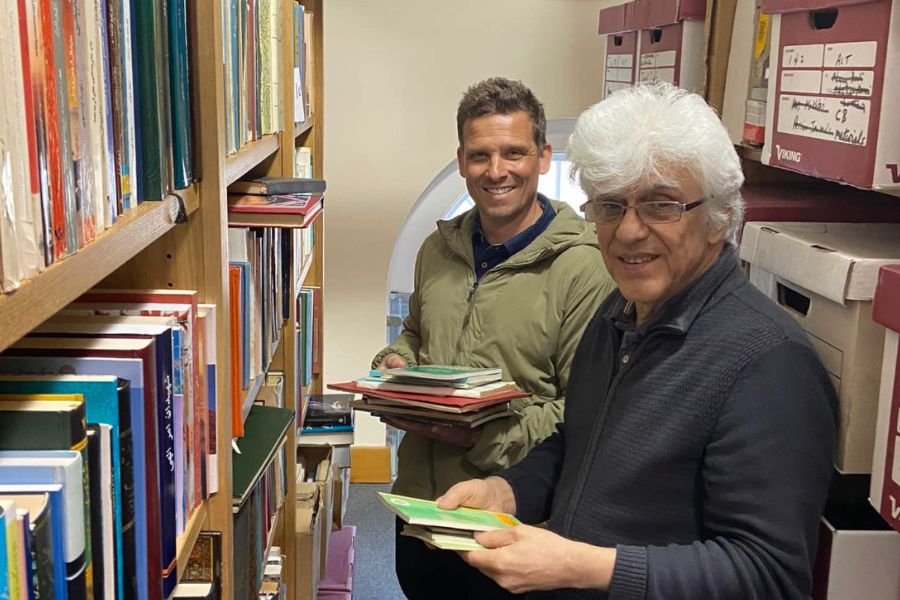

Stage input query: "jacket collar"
[
  {"left": 606, "top": 244, "right": 746, "bottom": 336},
  {"left": 437, "top": 196, "right": 599, "bottom": 270}
]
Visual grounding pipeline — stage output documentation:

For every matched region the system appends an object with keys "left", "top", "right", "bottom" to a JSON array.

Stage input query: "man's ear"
[
  {"left": 538, "top": 143, "right": 552, "bottom": 175},
  {"left": 707, "top": 206, "right": 732, "bottom": 245},
  {"left": 457, "top": 146, "right": 465, "bottom": 177}
]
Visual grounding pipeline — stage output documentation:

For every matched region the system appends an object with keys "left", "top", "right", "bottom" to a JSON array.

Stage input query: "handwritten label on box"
[
  {"left": 607, "top": 54, "right": 634, "bottom": 69},
  {"left": 777, "top": 94, "right": 870, "bottom": 146},
  {"left": 821, "top": 71, "right": 875, "bottom": 97},
  {"left": 824, "top": 41, "right": 877, "bottom": 68},
  {"left": 782, "top": 44, "right": 824, "bottom": 69}
]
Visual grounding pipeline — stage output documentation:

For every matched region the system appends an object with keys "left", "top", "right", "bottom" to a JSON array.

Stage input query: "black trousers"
[{"left": 395, "top": 517, "right": 517, "bottom": 599}]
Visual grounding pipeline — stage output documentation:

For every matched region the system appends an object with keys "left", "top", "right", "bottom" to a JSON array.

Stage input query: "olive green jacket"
[{"left": 373, "top": 200, "right": 616, "bottom": 499}]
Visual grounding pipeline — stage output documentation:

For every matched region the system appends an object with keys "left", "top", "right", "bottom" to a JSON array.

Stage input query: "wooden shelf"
[
  {"left": 0, "top": 187, "right": 200, "bottom": 352},
  {"left": 175, "top": 500, "right": 209, "bottom": 581},
  {"left": 263, "top": 503, "right": 284, "bottom": 569},
  {"left": 294, "top": 116, "right": 314, "bottom": 139},
  {"left": 225, "top": 134, "right": 281, "bottom": 186}
]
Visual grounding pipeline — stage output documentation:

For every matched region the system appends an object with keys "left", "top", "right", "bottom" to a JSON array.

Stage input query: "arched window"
[{"left": 386, "top": 118, "right": 588, "bottom": 342}]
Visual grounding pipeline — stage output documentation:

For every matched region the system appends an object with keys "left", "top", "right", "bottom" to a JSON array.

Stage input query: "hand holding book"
[{"left": 380, "top": 416, "right": 481, "bottom": 448}]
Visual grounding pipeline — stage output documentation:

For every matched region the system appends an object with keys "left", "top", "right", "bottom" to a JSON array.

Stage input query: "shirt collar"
[{"left": 472, "top": 193, "right": 557, "bottom": 254}]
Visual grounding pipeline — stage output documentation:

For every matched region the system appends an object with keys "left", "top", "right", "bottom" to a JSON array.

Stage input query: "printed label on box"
[
  {"left": 781, "top": 70, "right": 823, "bottom": 94},
  {"left": 777, "top": 94, "right": 870, "bottom": 146}
]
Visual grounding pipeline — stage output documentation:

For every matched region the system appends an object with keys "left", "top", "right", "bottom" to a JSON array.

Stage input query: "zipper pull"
[{"left": 467, "top": 281, "right": 479, "bottom": 303}]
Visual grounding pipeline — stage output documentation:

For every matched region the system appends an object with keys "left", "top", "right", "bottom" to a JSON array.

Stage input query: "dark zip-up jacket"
[{"left": 500, "top": 247, "right": 838, "bottom": 600}]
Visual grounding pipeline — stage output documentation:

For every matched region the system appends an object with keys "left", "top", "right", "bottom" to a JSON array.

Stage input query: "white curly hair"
[{"left": 567, "top": 83, "right": 745, "bottom": 242}]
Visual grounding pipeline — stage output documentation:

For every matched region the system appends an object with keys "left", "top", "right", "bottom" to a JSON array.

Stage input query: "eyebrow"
[{"left": 595, "top": 187, "right": 682, "bottom": 203}]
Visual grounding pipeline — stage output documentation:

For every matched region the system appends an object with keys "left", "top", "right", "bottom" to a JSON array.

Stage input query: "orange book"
[{"left": 229, "top": 267, "right": 244, "bottom": 437}]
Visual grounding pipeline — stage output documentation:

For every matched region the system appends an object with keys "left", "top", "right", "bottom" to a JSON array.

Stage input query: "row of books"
[
  {"left": 171, "top": 530, "right": 222, "bottom": 600},
  {"left": 332, "top": 365, "right": 528, "bottom": 428},
  {"left": 222, "top": 0, "right": 315, "bottom": 156},
  {"left": 0, "top": 288, "right": 218, "bottom": 600},
  {"left": 1, "top": 0, "right": 194, "bottom": 293},
  {"left": 232, "top": 404, "right": 294, "bottom": 600}
]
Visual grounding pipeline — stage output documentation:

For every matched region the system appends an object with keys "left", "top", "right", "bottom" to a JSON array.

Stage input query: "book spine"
[
  {"left": 61, "top": 0, "right": 91, "bottom": 248},
  {"left": 125, "top": 0, "right": 141, "bottom": 205},
  {"left": 49, "top": 0, "right": 78, "bottom": 256},
  {"left": 96, "top": 0, "right": 116, "bottom": 227},
  {"left": 131, "top": 0, "right": 163, "bottom": 201},
  {"left": 84, "top": 427, "right": 104, "bottom": 600},
  {"left": 116, "top": 379, "right": 136, "bottom": 600},
  {"left": 154, "top": 333, "right": 178, "bottom": 600},
  {"left": 29, "top": 502, "right": 57, "bottom": 600},
  {"left": 166, "top": 0, "right": 192, "bottom": 189},
  {"left": 23, "top": 0, "right": 55, "bottom": 268},
  {"left": 76, "top": 0, "right": 106, "bottom": 237}
]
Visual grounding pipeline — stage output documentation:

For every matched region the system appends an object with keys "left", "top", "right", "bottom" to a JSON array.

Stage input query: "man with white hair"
[{"left": 438, "top": 83, "right": 838, "bottom": 599}]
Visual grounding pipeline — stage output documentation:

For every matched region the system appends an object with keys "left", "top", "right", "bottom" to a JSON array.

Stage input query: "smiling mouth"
[
  {"left": 619, "top": 255, "right": 658, "bottom": 265},
  {"left": 484, "top": 186, "right": 516, "bottom": 195}
]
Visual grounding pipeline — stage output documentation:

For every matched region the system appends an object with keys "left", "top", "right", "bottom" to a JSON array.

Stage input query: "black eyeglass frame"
[{"left": 579, "top": 198, "right": 706, "bottom": 225}]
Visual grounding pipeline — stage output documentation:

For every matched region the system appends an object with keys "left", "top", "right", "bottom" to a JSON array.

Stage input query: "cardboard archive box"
[
  {"left": 739, "top": 222, "right": 900, "bottom": 473},
  {"left": 297, "top": 445, "right": 334, "bottom": 578},
  {"left": 599, "top": 3, "right": 640, "bottom": 98},
  {"left": 295, "top": 484, "right": 324, "bottom": 600},
  {"left": 869, "top": 264, "right": 900, "bottom": 532},
  {"left": 761, "top": 0, "right": 900, "bottom": 192},
  {"left": 631, "top": 0, "right": 706, "bottom": 90},
  {"left": 810, "top": 501, "right": 900, "bottom": 600}
]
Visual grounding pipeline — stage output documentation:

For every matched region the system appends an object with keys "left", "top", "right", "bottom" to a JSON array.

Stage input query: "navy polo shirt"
[{"left": 472, "top": 194, "right": 556, "bottom": 281}]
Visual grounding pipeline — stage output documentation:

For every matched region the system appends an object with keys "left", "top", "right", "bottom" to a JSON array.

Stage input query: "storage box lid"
[
  {"left": 599, "top": 3, "right": 635, "bottom": 34},
  {"left": 633, "top": 0, "right": 705, "bottom": 27},
  {"left": 873, "top": 265, "right": 900, "bottom": 331},
  {"left": 739, "top": 222, "right": 900, "bottom": 304},
  {"left": 761, "top": 0, "right": 875, "bottom": 15}
]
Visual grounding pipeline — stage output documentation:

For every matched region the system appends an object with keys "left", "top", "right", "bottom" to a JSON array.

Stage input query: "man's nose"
[
  {"left": 487, "top": 155, "right": 508, "bottom": 180},
  {"left": 615, "top": 206, "right": 650, "bottom": 241}
]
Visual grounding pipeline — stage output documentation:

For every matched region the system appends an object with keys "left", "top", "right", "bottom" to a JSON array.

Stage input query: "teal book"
[
  {"left": 165, "top": 0, "right": 192, "bottom": 189},
  {"left": 132, "top": 0, "right": 166, "bottom": 200},
  {"left": 0, "top": 375, "right": 127, "bottom": 600},
  {"left": 0, "top": 452, "right": 87, "bottom": 600}
]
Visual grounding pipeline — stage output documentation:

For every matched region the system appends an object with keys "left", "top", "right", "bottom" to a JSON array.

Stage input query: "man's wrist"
[
  {"left": 566, "top": 542, "right": 616, "bottom": 590},
  {"left": 485, "top": 475, "right": 517, "bottom": 514}
]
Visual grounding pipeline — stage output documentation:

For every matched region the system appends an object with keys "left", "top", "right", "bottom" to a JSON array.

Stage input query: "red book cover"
[
  {"left": 327, "top": 381, "right": 529, "bottom": 411},
  {"left": 227, "top": 193, "right": 323, "bottom": 215},
  {"left": 17, "top": 0, "right": 40, "bottom": 212},
  {"left": 38, "top": 0, "right": 67, "bottom": 259},
  {"left": 229, "top": 267, "right": 245, "bottom": 437}
]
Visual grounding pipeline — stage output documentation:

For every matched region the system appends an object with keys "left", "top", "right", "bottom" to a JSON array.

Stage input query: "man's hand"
[
  {"left": 460, "top": 525, "right": 617, "bottom": 594},
  {"left": 381, "top": 417, "right": 481, "bottom": 448},
  {"left": 436, "top": 476, "right": 516, "bottom": 514},
  {"left": 376, "top": 353, "right": 407, "bottom": 370}
]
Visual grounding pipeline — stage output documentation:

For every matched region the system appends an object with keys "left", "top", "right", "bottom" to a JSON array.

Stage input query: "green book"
[
  {"left": 231, "top": 405, "right": 295, "bottom": 511},
  {"left": 378, "top": 492, "right": 520, "bottom": 532}
]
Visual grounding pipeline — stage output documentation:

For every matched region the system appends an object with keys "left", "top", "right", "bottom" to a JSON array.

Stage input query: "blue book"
[
  {"left": 0, "top": 485, "right": 65, "bottom": 600},
  {"left": 0, "top": 357, "right": 149, "bottom": 600},
  {"left": 0, "top": 453, "right": 86, "bottom": 600},
  {"left": 166, "top": 0, "right": 193, "bottom": 189},
  {"left": 0, "top": 375, "right": 127, "bottom": 600}
]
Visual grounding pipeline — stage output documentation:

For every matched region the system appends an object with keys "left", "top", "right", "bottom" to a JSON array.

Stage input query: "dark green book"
[
  {"left": 133, "top": 0, "right": 169, "bottom": 200},
  {"left": 165, "top": 0, "right": 193, "bottom": 189},
  {"left": 231, "top": 405, "right": 294, "bottom": 511}
]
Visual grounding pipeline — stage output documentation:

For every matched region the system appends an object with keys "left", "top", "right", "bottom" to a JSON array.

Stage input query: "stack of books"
[
  {"left": 227, "top": 177, "right": 325, "bottom": 229},
  {"left": 328, "top": 365, "right": 529, "bottom": 428},
  {"left": 379, "top": 492, "right": 520, "bottom": 551},
  {"left": 299, "top": 394, "right": 354, "bottom": 446}
]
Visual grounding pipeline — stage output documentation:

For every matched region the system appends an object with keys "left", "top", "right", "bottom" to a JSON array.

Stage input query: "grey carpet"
[{"left": 344, "top": 483, "right": 406, "bottom": 600}]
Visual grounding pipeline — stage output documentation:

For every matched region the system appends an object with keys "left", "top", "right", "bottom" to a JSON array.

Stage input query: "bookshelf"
[{"left": 0, "top": 0, "right": 325, "bottom": 598}]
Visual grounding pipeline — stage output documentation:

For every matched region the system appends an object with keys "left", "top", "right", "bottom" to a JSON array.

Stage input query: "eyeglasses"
[{"left": 580, "top": 198, "right": 705, "bottom": 225}]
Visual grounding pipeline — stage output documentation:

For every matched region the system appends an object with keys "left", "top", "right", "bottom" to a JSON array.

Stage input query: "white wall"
[{"left": 323, "top": 0, "right": 608, "bottom": 446}]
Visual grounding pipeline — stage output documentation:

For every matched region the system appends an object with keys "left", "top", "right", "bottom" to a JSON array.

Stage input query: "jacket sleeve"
[
  {"left": 496, "top": 426, "right": 567, "bottom": 524},
  {"left": 371, "top": 248, "right": 425, "bottom": 369},
  {"left": 465, "top": 252, "right": 616, "bottom": 472},
  {"left": 608, "top": 340, "right": 837, "bottom": 600}
]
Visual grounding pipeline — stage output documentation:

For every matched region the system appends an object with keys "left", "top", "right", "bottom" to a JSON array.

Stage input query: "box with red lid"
[
  {"left": 632, "top": 0, "right": 706, "bottom": 91},
  {"left": 599, "top": 2, "right": 640, "bottom": 97},
  {"left": 761, "top": 0, "right": 900, "bottom": 192}
]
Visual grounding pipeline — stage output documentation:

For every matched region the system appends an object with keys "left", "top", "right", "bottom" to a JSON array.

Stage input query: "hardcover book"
[
  {"left": 227, "top": 177, "right": 325, "bottom": 196},
  {"left": 226, "top": 193, "right": 323, "bottom": 229},
  {"left": 7, "top": 493, "right": 56, "bottom": 600}
]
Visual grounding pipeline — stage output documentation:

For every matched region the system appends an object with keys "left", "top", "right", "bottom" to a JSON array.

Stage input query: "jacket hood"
[{"left": 436, "top": 198, "right": 599, "bottom": 269}]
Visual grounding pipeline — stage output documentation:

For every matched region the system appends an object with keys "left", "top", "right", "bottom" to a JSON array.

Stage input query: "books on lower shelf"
[{"left": 379, "top": 492, "right": 520, "bottom": 551}]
